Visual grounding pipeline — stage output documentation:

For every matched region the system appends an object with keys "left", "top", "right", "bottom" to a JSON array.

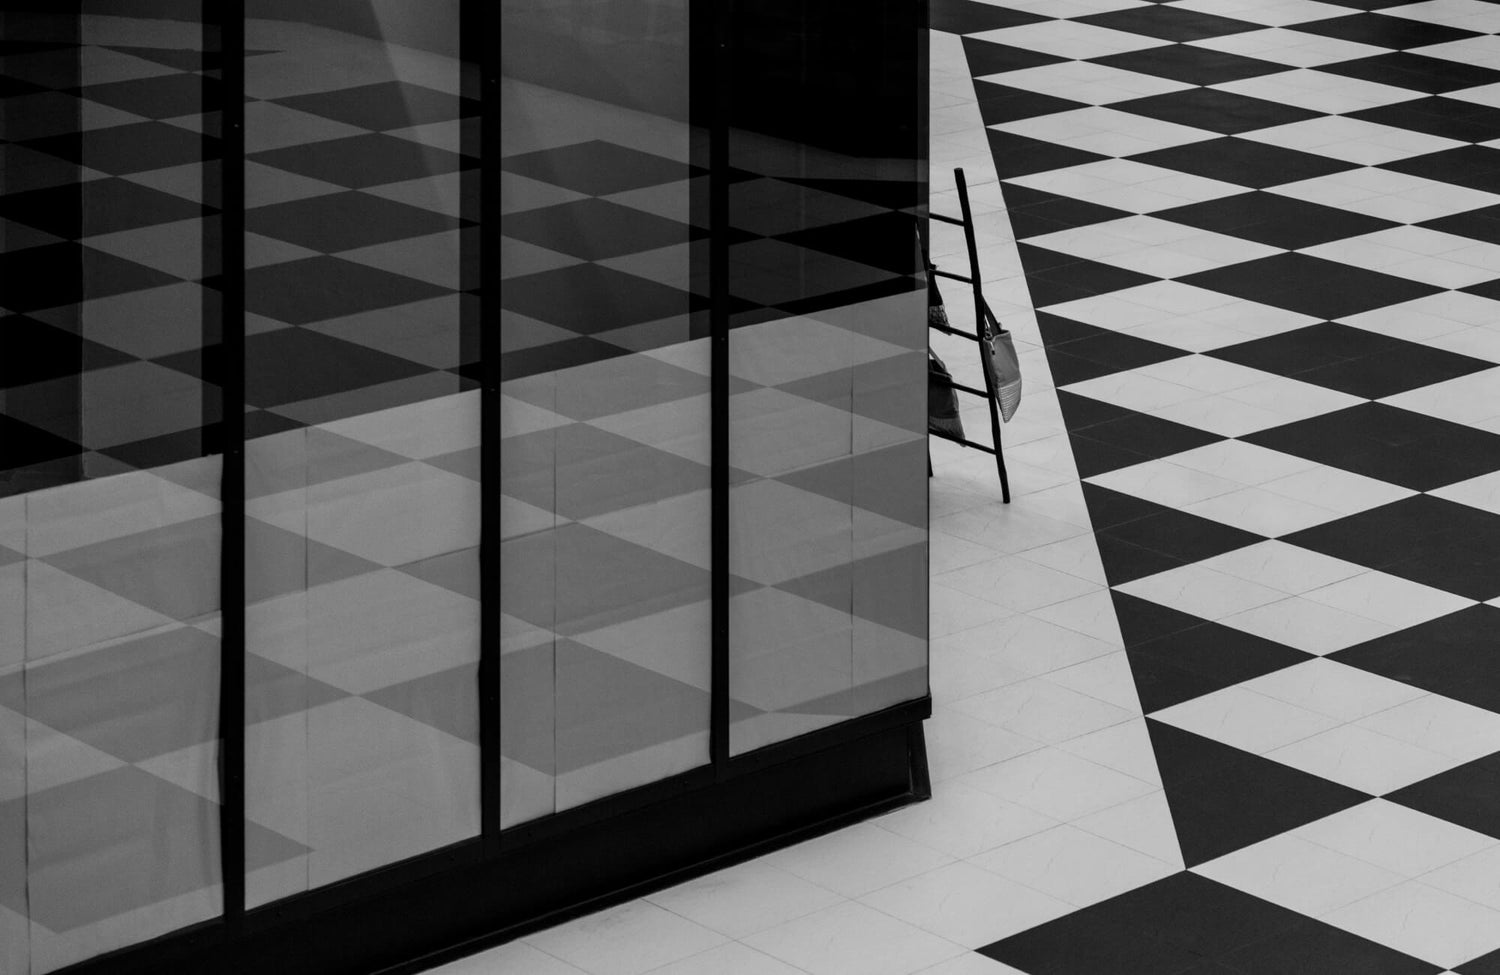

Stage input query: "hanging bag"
[
  {"left": 980, "top": 309, "right": 1022, "bottom": 423},
  {"left": 928, "top": 349, "right": 965, "bottom": 441}
]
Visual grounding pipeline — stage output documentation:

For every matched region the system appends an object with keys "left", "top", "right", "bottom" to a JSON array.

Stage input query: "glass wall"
[
  {"left": 240, "top": 0, "right": 482, "bottom": 903},
  {"left": 727, "top": 3, "right": 930, "bottom": 753},
  {"left": 499, "top": 0, "right": 712, "bottom": 826},
  {"left": 0, "top": 0, "right": 926, "bottom": 970},
  {"left": 0, "top": 6, "right": 226, "bottom": 971}
]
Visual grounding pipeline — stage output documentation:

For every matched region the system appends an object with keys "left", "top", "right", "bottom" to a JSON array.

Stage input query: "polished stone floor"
[{"left": 449, "top": 3, "right": 1500, "bottom": 972}]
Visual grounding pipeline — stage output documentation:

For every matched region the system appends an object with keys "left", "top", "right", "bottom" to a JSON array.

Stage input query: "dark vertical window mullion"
[
  {"left": 217, "top": 0, "right": 247, "bottom": 924},
  {"left": 475, "top": 0, "right": 504, "bottom": 850},
  {"left": 709, "top": 0, "right": 732, "bottom": 777}
]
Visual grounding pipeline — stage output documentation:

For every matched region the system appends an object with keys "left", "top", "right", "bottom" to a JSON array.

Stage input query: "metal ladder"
[{"left": 924, "top": 167, "right": 1011, "bottom": 504}]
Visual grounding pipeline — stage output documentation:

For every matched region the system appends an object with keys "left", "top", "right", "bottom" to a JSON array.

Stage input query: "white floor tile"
[
  {"left": 743, "top": 901, "right": 965, "bottom": 975},
  {"left": 645, "top": 860, "right": 842, "bottom": 940},
  {"left": 953, "top": 676, "right": 1134, "bottom": 744},
  {"left": 1294, "top": 799, "right": 1497, "bottom": 878},
  {"left": 862, "top": 862, "right": 1073, "bottom": 948},
  {"left": 1153, "top": 685, "right": 1340, "bottom": 754},
  {"left": 874, "top": 782, "right": 1058, "bottom": 859},
  {"left": 765, "top": 824, "right": 956, "bottom": 899},
  {"left": 957, "top": 747, "right": 1157, "bottom": 822},
  {"left": 1195, "top": 833, "right": 1403, "bottom": 917},
  {"left": 1324, "top": 881, "right": 1500, "bottom": 970},
  {"left": 974, "top": 825, "right": 1175, "bottom": 908},
  {"left": 525, "top": 901, "right": 727, "bottom": 975},
  {"left": 1267, "top": 723, "right": 1458, "bottom": 794},
  {"left": 1237, "top": 658, "right": 1426, "bottom": 722}
]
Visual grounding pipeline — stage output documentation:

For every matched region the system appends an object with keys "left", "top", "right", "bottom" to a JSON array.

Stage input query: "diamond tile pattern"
[{"left": 936, "top": 1, "right": 1500, "bottom": 971}]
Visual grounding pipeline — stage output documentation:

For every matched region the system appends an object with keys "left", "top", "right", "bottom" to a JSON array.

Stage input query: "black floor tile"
[
  {"left": 100, "top": 424, "right": 220, "bottom": 471},
  {"left": 962, "top": 35, "right": 1069, "bottom": 75},
  {"left": 782, "top": 177, "right": 923, "bottom": 211},
  {"left": 1387, "top": 751, "right": 1500, "bottom": 840},
  {"left": 1210, "top": 322, "right": 1403, "bottom": 374},
  {"left": 931, "top": 0, "right": 1048, "bottom": 33},
  {"left": 1059, "top": 390, "right": 1140, "bottom": 434},
  {"left": 1076, "top": 6, "right": 1262, "bottom": 41},
  {"left": 1283, "top": 494, "right": 1499, "bottom": 573},
  {"left": 1178, "top": 253, "right": 1440, "bottom": 321},
  {"left": 1113, "top": 88, "right": 1321, "bottom": 135},
  {"left": 1070, "top": 410, "right": 1223, "bottom": 475},
  {"left": 500, "top": 140, "right": 696, "bottom": 196},
  {"left": 1040, "top": 312, "right": 1189, "bottom": 376},
  {"left": 988, "top": 872, "right": 1316, "bottom": 972},
  {"left": 502, "top": 198, "right": 697, "bottom": 260},
  {"left": 1092, "top": 45, "right": 1290, "bottom": 85},
  {"left": 243, "top": 256, "right": 452, "bottom": 326},
  {"left": 245, "top": 190, "right": 464, "bottom": 253},
  {"left": 1156, "top": 191, "right": 1397, "bottom": 249},
  {"left": 499, "top": 335, "right": 632, "bottom": 382},
  {"left": 1294, "top": 344, "right": 1494, "bottom": 399},
  {"left": 1336, "top": 606, "right": 1500, "bottom": 712},
  {"left": 1209, "top": 323, "right": 1491, "bottom": 397},
  {"left": 1316, "top": 0, "right": 1427, "bottom": 9},
  {"left": 1320, "top": 52, "right": 1500, "bottom": 94},
  {"left": 1220, "top": 919, "right": 1443, "bottom": 975},
  {"left": 0, "top": 74, "right": 46, "bottom": 99},
  {"left": 1149, "top": 721, "right": 1370, "bottom": 866},
  {"left": 1002, "top": 183, "right": 1134, "bottom": 238},
  {"left": 1130, "top": 137, "right": 1358, "bottom": 189},
  {"left": 1381, "top": 145, "right": 1500, "bottom": 195},
  {"left": 502, "top": 262, "right": 703, "bottom": 335},
  {"left": 1463, "top": 943, "right": 1500, "bottom": 975},
  {"left": 976, "top": 83, "right": 1090, "bottom": 124},
  {"left": 104, "top": 45, "right": 219, "bottom": 72},
  {"left": 75, "top": 73, "right": 219, "bottom": 119},
  {"left": 1245, "top": 404, "right": 1500, "bottom": 491},
  {"left": 778, "top": 212, "right": 924, "bottom": 274},
  {"left": 1129, "top": 620, "right": 1311, "bottom": 712},
  {"left": 22, "top": 121, "right": 216, "bottom": 175},
  {"left": 1096, "top": 532, "right": 1187, "bottom": 586},
  {"left": 1102, "top": 506, "right": 1264, "bottom": 564},
  {"left": 0, "top": 414, "right": 82, "bottom": 472},
  {"left": 0, "top": 243, "right": 178, "bottom": 312},
  {"left": 1348, "top": 97, "right": 1500, "bottom": 143},
  {"left": 1291, "top": 13, "right": 1479, "bottom": 49},
  {"left": 1021, "top": 246, "right": 1160, "bottom": 304},
  {"left": 240, "top": 328, "right": 432, "bottom": 407},
  {"left": 987, "top": 130, "right": 1109, "bottom": 178},
  {"left": 250, "top": 133, "right": 472, "bottom": 190},
  {"left": 1421, "top": 204, "right": 1500, "bottom": 244},
  {"left": 0, "top": 317, "right": 133, "bottom": 389},
  {"left": 0, "top": 177, "right": 204, "bottom": 238},
  {"left": 1081, "top": 481, "right": 1172, "bottom": 528},
  {"left": 273, "top": 80, "right": 478, "bottom": 131}
]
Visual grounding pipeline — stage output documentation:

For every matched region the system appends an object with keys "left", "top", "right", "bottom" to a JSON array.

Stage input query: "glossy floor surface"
[{"left": 446, "top": 3, "right": 1500, "bottom": 973}]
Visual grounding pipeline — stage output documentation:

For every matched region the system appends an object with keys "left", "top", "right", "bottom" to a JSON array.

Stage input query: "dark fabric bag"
[{"left": 928, "top": 349, "right": 965, "bottom": 441}]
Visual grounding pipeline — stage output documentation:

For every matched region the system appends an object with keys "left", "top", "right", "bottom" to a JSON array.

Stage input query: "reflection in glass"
[
  {"left": 727, "top": 0, "right": 929, "bottom": 754},
  {"left": 240, "top": 1, "right": 482, "bottom": 904},
  {"left": 0, "top": 8, "right": 226, "bottom": 971},
  {"left": 499, "top": 0, "right": 711, "bottom": 825}
]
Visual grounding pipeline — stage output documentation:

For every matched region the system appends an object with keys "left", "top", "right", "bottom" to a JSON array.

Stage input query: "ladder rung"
[
  {"left": 933, "top": 269, "right": 972, "bottom": 284},
  {"left": 930, "top": 430, "right": 998, "bottom": 455},
  {"left": 929, "top": 322, "right": 981, "bottom": 342},
  {"left": 931, "top": 213, "right": 965, "bottom": 226}
]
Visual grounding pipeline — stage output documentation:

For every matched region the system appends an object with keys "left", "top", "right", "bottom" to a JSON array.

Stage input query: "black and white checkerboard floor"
[
  {"left": 940, "top": 0, "right": 1500, "bottom": 970},
  {"left": 454, "top": 7, "right": 1500, "bottom": 973}
]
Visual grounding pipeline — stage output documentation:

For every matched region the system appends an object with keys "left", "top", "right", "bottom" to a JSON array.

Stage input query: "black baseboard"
[{"left": 60, "top": 704, "right": 930, "bottom": 975}]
